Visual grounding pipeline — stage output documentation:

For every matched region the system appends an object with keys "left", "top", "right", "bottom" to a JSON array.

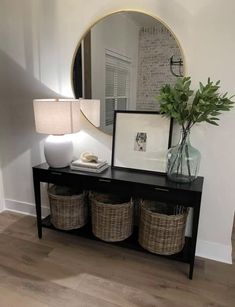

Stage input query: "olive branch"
[
  {"left": 158, "top": 77, "right": 234, "bottom": 134},
  {"left": 157, "top": 77, "right": 234, "bottom": 181}
]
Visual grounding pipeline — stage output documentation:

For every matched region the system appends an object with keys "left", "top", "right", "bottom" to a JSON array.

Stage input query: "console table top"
[{"left": 33, "top": 163, "right": 204, "bottom": 193}]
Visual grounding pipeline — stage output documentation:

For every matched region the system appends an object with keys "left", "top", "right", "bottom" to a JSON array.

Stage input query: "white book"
[
  {"left": 71, "top": 159, "right": 107, "bottom": 169},
  {"left": 70, "top": 163, "right": 109, "bottom": 173}
]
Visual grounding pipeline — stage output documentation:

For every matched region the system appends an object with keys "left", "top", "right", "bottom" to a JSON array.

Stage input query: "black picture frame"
[{"left": 111, "top": 111, "right": 173, "bottom": 174}]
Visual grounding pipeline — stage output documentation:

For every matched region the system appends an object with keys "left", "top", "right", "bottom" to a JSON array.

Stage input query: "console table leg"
[
  {"left": 189, "top": 260, "right": 194, "bottom": 279},
  {"left": 33, "top": 176, "right": 42, "bottom": 239},
  {"left": 189, "top": 202, "right": 201, "bottom": 280}
]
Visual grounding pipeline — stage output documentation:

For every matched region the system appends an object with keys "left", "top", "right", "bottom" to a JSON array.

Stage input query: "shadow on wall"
[{"left": 0, "top": 49, "right": 61, "bottom": 169}]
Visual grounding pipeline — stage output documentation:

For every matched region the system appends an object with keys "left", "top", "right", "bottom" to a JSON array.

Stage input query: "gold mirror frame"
[{"left": 71, "top": 9, "right": 186, "bottom": 134}]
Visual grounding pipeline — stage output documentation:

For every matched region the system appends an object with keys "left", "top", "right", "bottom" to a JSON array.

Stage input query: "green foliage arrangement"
[
  {"left": 158, "top": 77, "right": 234, "bottom": 182},
  {"left": 158, "top": 77, "right": 234, "bottom": 132}
]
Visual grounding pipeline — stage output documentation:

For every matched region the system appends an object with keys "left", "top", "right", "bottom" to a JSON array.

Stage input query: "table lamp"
[{"left": 33, "top": 99, "right": 80, "bottom": 168}]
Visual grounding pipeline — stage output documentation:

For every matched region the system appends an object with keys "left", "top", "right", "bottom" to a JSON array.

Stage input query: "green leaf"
[
  {"left": 206, "top": 119, "right": 219, "bottom": 126},
  {"left": 209, "top": 117, "right": 220, "bottom": 121},
  {"left": 157, "top": 76, "right": 234, "bottom": 126}
]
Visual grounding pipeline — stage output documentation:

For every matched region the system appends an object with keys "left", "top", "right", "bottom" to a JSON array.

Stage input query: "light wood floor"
[{"left": 0, "top": 211, "right": 234, "bottom": 307}]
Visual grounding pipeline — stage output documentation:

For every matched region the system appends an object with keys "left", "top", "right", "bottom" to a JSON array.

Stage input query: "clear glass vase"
[{"left": 167, "top": 130, "right": 201, "bottom": 183}]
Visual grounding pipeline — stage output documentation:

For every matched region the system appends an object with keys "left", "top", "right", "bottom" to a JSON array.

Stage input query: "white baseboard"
[
  {"left": 196, "top": 239, "right": 232, "bottom": 264},
  {"left": 0, "top": 175, "right": 5, "bottom": 212},
  {"left": 4, "top": 198, "right": 49, "bottom": 218},
  {"left": 3, "top": 199, "right": 232, "bottom": 264},
  {"left": 0, "top": 198, "right": 5, "bottom": 212}
]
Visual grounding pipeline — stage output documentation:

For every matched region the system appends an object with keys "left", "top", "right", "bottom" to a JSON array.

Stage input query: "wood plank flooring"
[{"left": 0, "top": 211, "right": 234, "bottom": 307}]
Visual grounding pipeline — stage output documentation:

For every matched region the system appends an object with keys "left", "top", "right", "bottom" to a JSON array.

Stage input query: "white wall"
[
  {"left": 90, "top": 13, "right": 139, "bottom": 133},
  {"left": 0, "top": 0, "right": 234, "bottom": 263},
  {"left": 0, "top": 166, "right": 5, "bottom": 212}
]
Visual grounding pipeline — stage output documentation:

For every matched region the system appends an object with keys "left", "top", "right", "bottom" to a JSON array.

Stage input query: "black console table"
[{"left": 33, "top": 163, "right": 204, "bottom": 279}]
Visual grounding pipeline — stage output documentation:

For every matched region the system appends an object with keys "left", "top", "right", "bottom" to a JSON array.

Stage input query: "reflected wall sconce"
[
  {"left": 170, "top": 56, "right": 184, "bottom": 77},
  {"left": 80, "top": 99, "right": 100, "bottom": 128}
]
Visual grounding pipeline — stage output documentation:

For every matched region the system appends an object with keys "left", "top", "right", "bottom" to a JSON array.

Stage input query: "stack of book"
[{"left": 70, "top": 159, "right": 109, "bottom": 173}]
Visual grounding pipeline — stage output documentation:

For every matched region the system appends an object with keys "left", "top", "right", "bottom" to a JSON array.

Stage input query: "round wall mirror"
[{"left": 72, "top": 11, "right": 185, "bottom": 134}]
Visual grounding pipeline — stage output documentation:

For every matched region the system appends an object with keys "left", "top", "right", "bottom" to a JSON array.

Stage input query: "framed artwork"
[{"left": 111, "top": 111, "right": 172, "bottom": 173}]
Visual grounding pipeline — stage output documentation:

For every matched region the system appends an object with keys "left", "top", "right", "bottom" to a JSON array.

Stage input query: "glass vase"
[{"left": 167, "top": 130, "right": 201, "bottom": 183}]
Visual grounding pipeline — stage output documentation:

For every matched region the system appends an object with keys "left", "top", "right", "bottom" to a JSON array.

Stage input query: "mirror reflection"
[{"left": 72, "top": 11, "right": 184, "bottom": 134}]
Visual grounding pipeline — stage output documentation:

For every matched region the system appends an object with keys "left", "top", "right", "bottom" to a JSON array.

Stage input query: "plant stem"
[
  {"left": 185, "top": 143, "right": 192, "bottom": 178},
  {"left": 168, "top": 128, "right": 186, "bottom": 175},
  {"left": 168, "top": 126, "right": 192, "bottom": 179}
]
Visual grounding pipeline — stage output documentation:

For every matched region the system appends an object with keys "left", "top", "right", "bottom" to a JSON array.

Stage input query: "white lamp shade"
[
  {"left": 33, "top": 99, "right": 80, "bottom": 135},
  {"left": 80, "top": 99, "right": 100, "bottom": 127}
]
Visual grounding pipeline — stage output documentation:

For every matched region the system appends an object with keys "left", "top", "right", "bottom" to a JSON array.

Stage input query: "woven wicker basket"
[
  {"left": 139, "top": 200, "right": 189, "bottom": 255},
  {"left": 48, "top": 185, "right": 87, "bottom": 230},
  {"left": 90, "top": 192, "right": 133, "bottom": 242}
]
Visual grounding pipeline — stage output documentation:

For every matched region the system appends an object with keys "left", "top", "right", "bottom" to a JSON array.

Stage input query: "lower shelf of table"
[{"left": 42, "top": 215, "right": 192, "bottom": 264}]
